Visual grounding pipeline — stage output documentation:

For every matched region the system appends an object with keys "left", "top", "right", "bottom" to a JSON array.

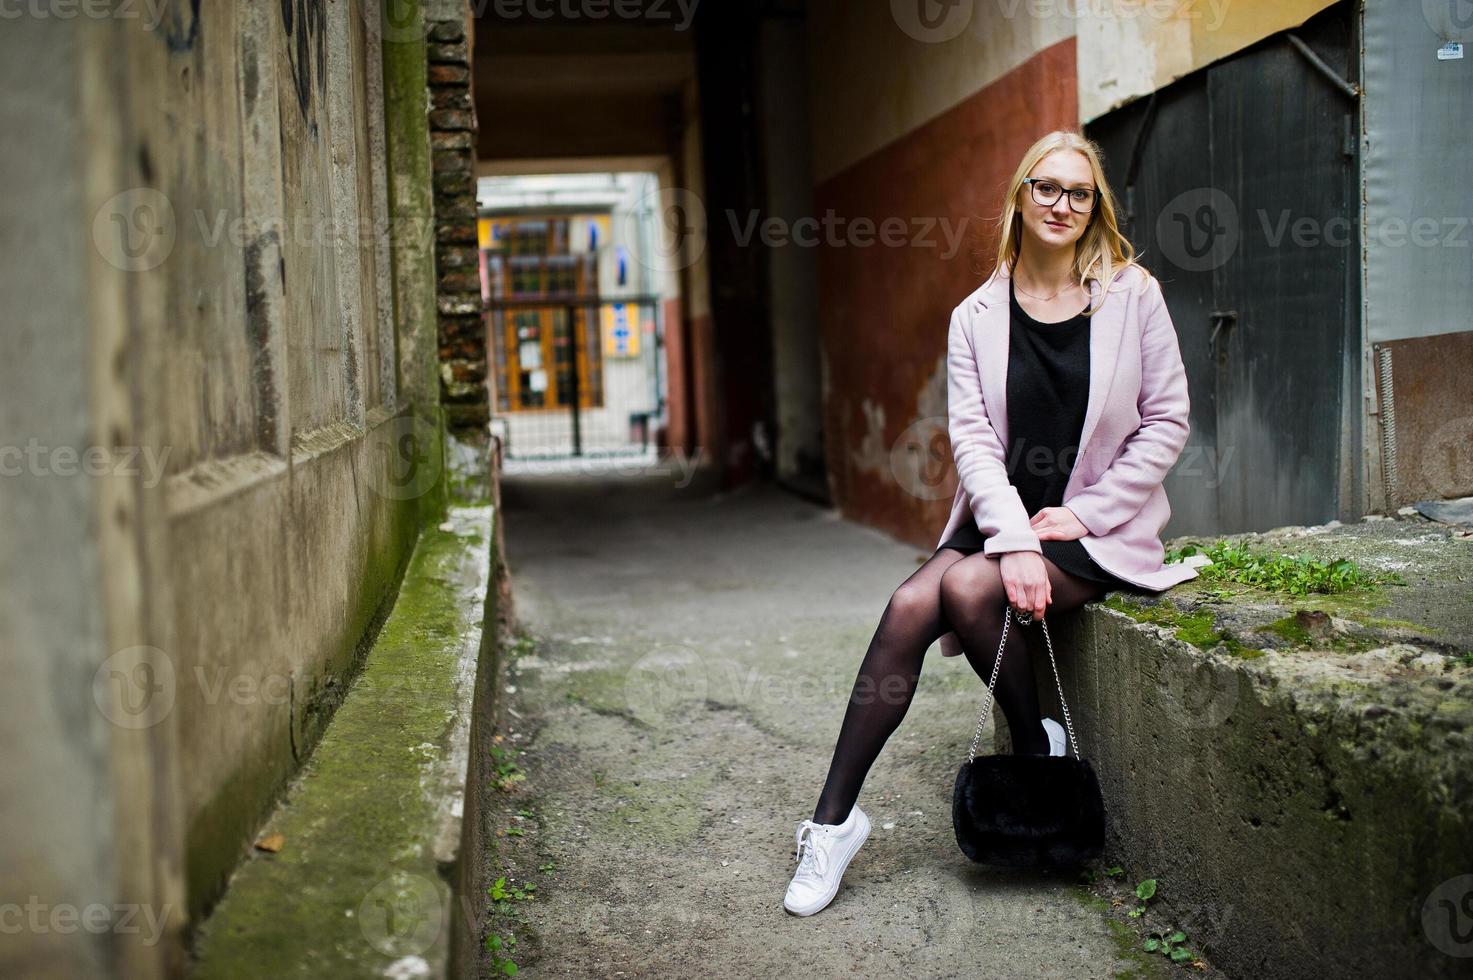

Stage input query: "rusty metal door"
[{"left": 1087, "top": 2, "right": 1359, "bottom": 535}]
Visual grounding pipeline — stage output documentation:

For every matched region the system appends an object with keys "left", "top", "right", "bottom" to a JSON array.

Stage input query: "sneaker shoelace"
[{"left": 793, "top": 820, "right": 830, "bottom": 879}]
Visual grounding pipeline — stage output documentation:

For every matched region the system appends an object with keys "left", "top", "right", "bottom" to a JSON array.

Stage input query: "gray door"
[{"left": 1087, "top": 1, "right": 1358, "bottom": 535}]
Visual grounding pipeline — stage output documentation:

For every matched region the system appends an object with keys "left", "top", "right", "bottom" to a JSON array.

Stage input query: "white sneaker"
[
  {"left": 783, "top": 804, "right": 870, "bottom": 917},
  {"left": 1042, "top": 717, "right": 1066, "bottom": 757}
]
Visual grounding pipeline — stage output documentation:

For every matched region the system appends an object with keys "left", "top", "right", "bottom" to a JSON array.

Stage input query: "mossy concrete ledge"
[
  {"left": 189, "top": 504, "right": 500, "bottom": 979},
  {"left": 1000, "top": 515, "right": 1473, "bottom": 979}
]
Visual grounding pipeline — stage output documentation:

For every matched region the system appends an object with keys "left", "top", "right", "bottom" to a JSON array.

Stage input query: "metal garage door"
[{"left": 1086, "top": 2, "right": 1359, "bottom": 535}]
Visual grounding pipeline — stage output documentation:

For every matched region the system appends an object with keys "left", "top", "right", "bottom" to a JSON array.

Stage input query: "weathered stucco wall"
[
  {"left": 1077, "top": 0, "right": 1340, "bottom": 121},
  {"left": 998, "top": 515, "right": 1473, "bottom": 977},
  {"left": 808, "top": 3, "right": 1079, "bottom": 547},
  {"left": 134, "top": 0, "right": 446, "bottom": 921},
  {"left": 806, "top": 0, "right": 1073, "bottom": 183},
  {"left": 0, "top": 2, "right": 445, "bottom": 975},
  {"left": 1, "top": 18, "right": 186, "bottom": 978}
]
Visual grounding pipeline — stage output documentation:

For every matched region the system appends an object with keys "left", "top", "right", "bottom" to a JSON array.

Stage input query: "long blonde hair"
[{"left": 990, "top": 131, "right": 1146, "bottom": 313}]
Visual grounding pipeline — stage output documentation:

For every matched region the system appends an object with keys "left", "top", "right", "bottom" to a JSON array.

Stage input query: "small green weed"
[
  {"left": 1129, "top": 878, "right": 1157, "bottom": 918},
  {"left": 1080, "top": 863, "right": 1127, "bottom": 885},
  {"left": 489, "top": 744, "right": 525, "bottom": 791},
  {"left": 1167, "top": 540, "right": 1399, "bottom": 595},
  {"left": 489, "top": 876, "right": 536, "bottom": 903},
  {"left": 484, "top": 932, "right": 519, "bottom": 975},
  {"left": 1143, "top": 928, "right": 1198, "bottom": 964}
]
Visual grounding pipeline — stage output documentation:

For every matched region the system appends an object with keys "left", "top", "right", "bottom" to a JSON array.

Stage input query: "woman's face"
[{"left": 1017, "top": 149, "right": 1095, "bottom": 252}]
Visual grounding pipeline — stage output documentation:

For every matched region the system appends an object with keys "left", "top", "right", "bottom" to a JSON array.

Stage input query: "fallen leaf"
[{"left": 254, "top": 833, "right": 285, "bottom": 853}]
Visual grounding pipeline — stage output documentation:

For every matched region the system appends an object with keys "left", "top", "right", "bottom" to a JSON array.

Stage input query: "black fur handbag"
[{"left": 952, "top": 606, "right": 1105, "bottom": 870}]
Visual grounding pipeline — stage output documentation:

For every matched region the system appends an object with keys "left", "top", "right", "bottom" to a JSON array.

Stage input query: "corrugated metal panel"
[{"left": 1362, "top": 0, "right": 1473, "bottom": 343}]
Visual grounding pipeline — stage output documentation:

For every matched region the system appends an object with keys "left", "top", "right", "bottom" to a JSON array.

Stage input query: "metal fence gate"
[{"left": 488, "top": 293, "right": 665, "bottom": 463}]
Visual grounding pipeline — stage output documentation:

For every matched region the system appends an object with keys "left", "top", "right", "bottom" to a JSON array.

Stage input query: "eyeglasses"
[{"left": 1022, "top": 178, "right": 1098, "bottom": 214}]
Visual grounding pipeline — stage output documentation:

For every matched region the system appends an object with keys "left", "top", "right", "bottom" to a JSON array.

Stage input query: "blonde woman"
[{"left": 784, "top": 131, "right": 1198, "bottom": 917}]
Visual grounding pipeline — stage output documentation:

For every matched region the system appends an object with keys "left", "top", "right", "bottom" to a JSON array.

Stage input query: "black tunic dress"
[{"left": 938, "top": 277, "right": 1146, "bottom": 594}]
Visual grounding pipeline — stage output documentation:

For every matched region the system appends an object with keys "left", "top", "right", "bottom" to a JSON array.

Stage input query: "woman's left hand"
[{"left": 1030, "top": 506, "right": 1088, "bottom": 542}]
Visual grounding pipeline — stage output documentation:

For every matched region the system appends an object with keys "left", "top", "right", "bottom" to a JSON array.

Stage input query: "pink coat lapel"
[{"left": 970, "top": 265, "right": 1128, "bottom": 491}]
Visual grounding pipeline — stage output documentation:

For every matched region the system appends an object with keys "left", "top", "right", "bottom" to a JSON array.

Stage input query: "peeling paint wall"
[
  {"left": 809, "top": 1, "right": 1078, "bottom": 547},
  {"left": 1078, "top": 0, "right": 1340, "bottom": 121}
]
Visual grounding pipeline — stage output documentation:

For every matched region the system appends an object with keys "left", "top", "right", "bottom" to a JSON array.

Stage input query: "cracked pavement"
[{"left": 489, "top": 464, "right": 1166, "bottom": 978}]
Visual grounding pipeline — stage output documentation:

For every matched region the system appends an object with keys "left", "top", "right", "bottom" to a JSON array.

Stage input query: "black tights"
[{"left": 811, "top": 547, "right": 1105, "bottom": 825}]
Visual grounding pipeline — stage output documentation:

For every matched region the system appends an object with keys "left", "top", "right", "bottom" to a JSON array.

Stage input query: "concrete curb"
[
  {"left": 999, "top": 592, "right": 1473, "bottom": 978},
  {"left": 189, "top": 505, "right": 499, "bottom": 979}
]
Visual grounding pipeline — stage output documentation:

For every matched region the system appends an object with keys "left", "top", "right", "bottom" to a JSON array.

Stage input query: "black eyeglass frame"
[{"left": 1022, "top": 177, "right": 1099, "bottom": 214}]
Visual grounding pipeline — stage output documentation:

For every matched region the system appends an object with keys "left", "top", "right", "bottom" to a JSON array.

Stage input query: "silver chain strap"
[{"left": 965, "top": 606, "right": 1081, "bottom": 763}]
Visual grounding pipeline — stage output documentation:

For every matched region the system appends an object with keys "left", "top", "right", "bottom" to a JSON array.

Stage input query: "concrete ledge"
[
  {"left": 189, "top": 504, "right": 497, "bottom": 979},
  {"left": 1000, "top": 514, "right": 1473, "bottom": 978}
]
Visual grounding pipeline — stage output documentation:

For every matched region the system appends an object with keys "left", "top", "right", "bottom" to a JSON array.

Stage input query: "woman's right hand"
[{"left": 999, "top": 551, "right": 1052, "bottom": 620}]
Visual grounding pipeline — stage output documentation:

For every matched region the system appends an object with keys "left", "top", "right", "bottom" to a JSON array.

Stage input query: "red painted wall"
[
  {"left": 659, "top": 297, "right": 689, "bottom": 455},
  {"left": 815, "top": 39, "right": 1078, "bottom": 548}
]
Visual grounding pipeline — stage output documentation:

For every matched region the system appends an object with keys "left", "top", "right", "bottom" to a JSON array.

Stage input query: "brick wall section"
[{"left": 427, "top": 19, "right": 488, "bottom": 429}]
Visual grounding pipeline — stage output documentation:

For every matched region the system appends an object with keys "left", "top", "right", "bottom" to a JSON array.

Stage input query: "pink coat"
[{"left": 936, "top": 261, "right": 1199, "bottom": 658}]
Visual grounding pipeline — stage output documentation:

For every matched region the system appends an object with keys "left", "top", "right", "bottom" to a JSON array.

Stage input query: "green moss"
[
  {"left": 1071, "top": 883, "right": 1112, "bottom": 913},
  {"left": 1101, "top": 594, "right": 1156, "bottom": 622},
  {"left": 184, "top": 476, "right": 429, "bottom": 920},
  {"left": 1067, "top": 884, "right": 1170, "bottom": 978},
  {"left": 1102, "top": 596, "right": 1261, "bottom": 658},
  {"left": 1171, "top": 610, "right": 1221, "bottom": 648},
  {"left": 191, "top": 508, "right": 493, "bottom": 978},
  {"left": 585, "top": 767, "right": 720, "bottom": 844},
  {"left": 382, "top": 3, "right": 440, "bottom": 410},
  {"left": 1108, "top": 917, "right": 1170, "bottom": 979},
  {"left": 1265, "top": 615, "right": 1314, "bottom": 647},
  {"left": 1356, "top": 614, "right": 1444, "bottom": 635}
]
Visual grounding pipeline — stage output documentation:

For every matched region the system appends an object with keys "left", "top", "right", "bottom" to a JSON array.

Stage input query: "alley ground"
[{"left": 487, "top": 463, "right": 1169, "bottom": 978}]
